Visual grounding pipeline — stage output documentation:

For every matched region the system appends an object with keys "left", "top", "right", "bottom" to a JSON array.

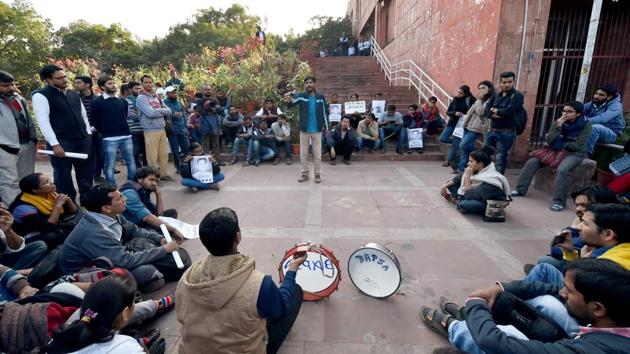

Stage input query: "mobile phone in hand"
[{"left": 551, "top": 232, "right": 569, "bottom": 247}]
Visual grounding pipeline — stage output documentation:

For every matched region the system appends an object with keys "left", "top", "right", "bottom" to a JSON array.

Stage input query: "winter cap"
[{"left": 596, "top": 84, "right": 617, "bottom": 96}]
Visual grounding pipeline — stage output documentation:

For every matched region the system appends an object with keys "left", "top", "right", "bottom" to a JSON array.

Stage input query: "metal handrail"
[{"left": 370, "top": 36, "right": 452, "bottom": 112}]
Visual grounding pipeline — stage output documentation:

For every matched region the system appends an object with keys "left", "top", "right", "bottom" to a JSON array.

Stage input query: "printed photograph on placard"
[
  {"left": 329, "top": 104, "right": 342, "bottom": 122},
  {"left": 191, "top": 156, "right": 214, "bottom": 183},
  {"left": 371, "top": 100, "right": 386, "bottom": 115},
  {"left": 408, "top": 128, "right": 424, "bottom": 148},
  {"left": 344, "top": 100, "right": 366, "bottom": 114}
]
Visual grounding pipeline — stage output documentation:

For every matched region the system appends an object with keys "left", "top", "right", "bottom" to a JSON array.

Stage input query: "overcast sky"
[{"left": 22, "top": 0, "right": 348, "bottom": 40}]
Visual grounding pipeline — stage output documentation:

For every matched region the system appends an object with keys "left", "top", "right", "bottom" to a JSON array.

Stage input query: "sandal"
[
  {"left": 439, "top": 296, "right": 465, "bottom": 321},
  {"left": 441, "top": 162, "right": 450, "bottom": 167},
  {"left": 419, "top": 306, "right": 454, "bottom": 338}
]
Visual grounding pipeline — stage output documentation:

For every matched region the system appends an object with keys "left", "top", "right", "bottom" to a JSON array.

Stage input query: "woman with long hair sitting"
[
  {"left": 440, "top": 146, "right": 510, "bottom": 215},
  {"left": 46, "top": 274, "right": 144, "bottom": 353},
  {"left": 9, "top": 173, "right": 78, "bottom": 248}
]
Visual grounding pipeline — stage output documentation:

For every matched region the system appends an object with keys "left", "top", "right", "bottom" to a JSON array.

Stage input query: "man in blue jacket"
[
  {"left": 283, "top": 76, "right": 328, "bottom": 183},
  {"left": 163, "top": 86, "right": 190, "bottom": 174},
  {"left": 584, "top": 84, "right": 625, "bottom": 155},
  {"left": 420, "top": 258, "right": 630, "bottom": 354}
]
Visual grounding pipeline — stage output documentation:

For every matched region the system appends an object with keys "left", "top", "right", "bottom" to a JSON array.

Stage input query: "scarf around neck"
[
  {"left": 20, "top": 192, "right": 63, "bottom": 216},
  {"left": 551, "top": 115, "right": 587, "bottom": 151}
]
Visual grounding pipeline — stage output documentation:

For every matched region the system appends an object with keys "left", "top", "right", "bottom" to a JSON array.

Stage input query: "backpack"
[
  {"left": 511, "top": 92, "right": 528, "bottom": 136},
  {"left": 483, "top": 199, "right": 510, "bottom": 222}
]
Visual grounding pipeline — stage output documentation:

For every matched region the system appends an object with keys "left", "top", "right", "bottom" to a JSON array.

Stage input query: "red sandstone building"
[{"left": 347, "top": 0, "right": 629, "bottom": 160}]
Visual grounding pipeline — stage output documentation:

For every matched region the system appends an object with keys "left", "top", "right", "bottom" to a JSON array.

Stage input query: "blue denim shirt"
[{"left": 164, "top": 98, "right": 188, "bottom": 135}]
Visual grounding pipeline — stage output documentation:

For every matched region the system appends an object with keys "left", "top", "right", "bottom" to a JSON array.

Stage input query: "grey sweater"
[
  {"left": 136, "top": 92, "right": 171, "bottom": 132},
  {"left": 59, "top": 212, "right": 167, "bottom": 273}
]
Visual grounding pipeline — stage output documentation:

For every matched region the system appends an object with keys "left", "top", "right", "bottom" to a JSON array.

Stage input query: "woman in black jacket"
[{"left": 440, "top": 85, "right": 476, "bottom": 172}]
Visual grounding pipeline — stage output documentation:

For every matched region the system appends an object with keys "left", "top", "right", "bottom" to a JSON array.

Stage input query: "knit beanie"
[
  {"left": 596, "top": 84, "right": 617, "bottom": 96},
  {"left": 566, "top": 100, "right": 584, "bottom": 114}
]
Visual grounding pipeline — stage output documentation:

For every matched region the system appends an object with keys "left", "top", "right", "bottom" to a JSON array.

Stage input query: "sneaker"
[
  {"left": 298, "top": 174, "right": 309, "bottom": 183},
  {"left": 155, "top": 291, "right": 175, "bottom": 313},
  {"left": 160, "top": 175, "right": 175, "bottom": 182},
  {"left": 396, "top": 149, "right": 403, "bottom": 155},
  {"left": 242, "top": 161, "right": 250, "bottom": 167},
  {"left": 254, "top": 160, "right": 260, "bottom": 167},
  {"left": 226, "top": 143, "right": 232, "bottom": 148},
  {"left": 286, "top": 157, "right": 292, "bottom": 165},
  {"left": 523, "top": 263, "right": 535, "bottom": 275},
  {"left": 417, "top": 149, "right": 424, "bottom": 154},
  {"left": 510, "top": 190, "right": 525, "bottom": 197},
  {"left": 209, "top": 183, "right": 220, "bottom": 191},
  {"left": 550, "top": 203, "right": 565, "bottom": 212},
  {"left": 314, "top": 174, "right": 322, "bottom": 183},
  {"left": 406, "top": 150, "right": 413, "bottom": 155},
  {"left": 228, "top": 158, "right": 237, "bottom": 165},
  {"left": 343, "top": 159, "right": 351, "bottom": 165},
  {"left": 273, "top": 157, "right": 280, "bottom": 165},
  {"left": 330, "top": 158, "right": 337, "bottom": 166},
  {"left": 187, "top": 187, "right": 199, "bottom": 193}
]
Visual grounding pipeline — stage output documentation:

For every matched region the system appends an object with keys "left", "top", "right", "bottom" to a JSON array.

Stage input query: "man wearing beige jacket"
[
  {"left": 176, "top": 207, "right": 305, "bottom": 354},
  {"left": 356, "top": 113, "right": 381, "bottom": 152}
]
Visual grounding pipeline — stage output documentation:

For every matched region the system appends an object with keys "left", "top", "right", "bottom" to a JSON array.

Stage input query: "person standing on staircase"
[{"left": 284, "top": 76, "right": 328, "bottom": 184}]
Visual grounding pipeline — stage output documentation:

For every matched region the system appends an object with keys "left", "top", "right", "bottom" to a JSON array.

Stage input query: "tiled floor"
[{"left": 36, "top": 159, "right": 574, "bottom": 353}]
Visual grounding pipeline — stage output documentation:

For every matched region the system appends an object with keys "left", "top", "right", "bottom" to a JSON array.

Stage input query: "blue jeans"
[
  {"left": 537, "top": 255, "right": 567, "bottom": 272},
  {"left": 524, "top": 263, "right": 564, "bottom": 288},
  {"left": 251, "top": 140, "right": 275, "bottom": 162},
  {"left": 190, "top": 128, "right": 202, "bottom": 143},
  {"left": 459, "top": 130, "right": 481, "bottom": 172},
  {"left": 232, "top": 137, "right": 250, "bottom": 160},
  {"left": 586, "top": 124, "right": 619, "bottom": 154},
  {"left": 167, "top": 133, "right": 190, "bottom": 171},
  {"left": 447, "top": 136, "right": 461, "bottom": 165},
  {"left": 379, "top": 125, "right": 406, "bottom": 150},
  {"left": 276, "top": 140, "right": 292, "bottom": 158},
  {"left": 356, "top": 137, "right": 380, "bottom": 150},
  {"left": 48, "top": 137, "right": 93, "bottom": 200},
  {"left": 484, "top": 129, "right": 516, "bottom": 174},
  {"left": 0, "top": 240, "right": 48, "bottom": 270},
  {"left": 448, "top": 295, "right": 579, "bottom": 353},
  {"left": 181, "top": 173, "right": 225, "bottom": 189},
  {"left": 457, "top": 199, "right": 486, "bottom": 215},
  {"left": 102, "top": 137, "right": 136, "bottom": 185},
  {"left": 439, "top": 126, "right": 455, "bottom": 143}
]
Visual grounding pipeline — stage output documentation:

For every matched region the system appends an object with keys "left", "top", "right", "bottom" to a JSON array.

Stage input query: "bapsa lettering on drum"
[
  {"left": 283, "top": 258, "right": 335, "bottom": 273},
  {"left": 353, "top": 253, "right": 390, "bottom": 271}
]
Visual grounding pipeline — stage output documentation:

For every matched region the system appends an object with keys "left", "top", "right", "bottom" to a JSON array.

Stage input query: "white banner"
[
  {"left": 344, "top": 100, "right": 366, "bottom": 114},
  {"left": 408, "top": 128, "right": 424, "bottom": 148},
  {"left": 452, "top": 115, "right": 466, "bottom": 139},
  {"left": 371, "top": 100, "right": 386, "bottom": 115}
]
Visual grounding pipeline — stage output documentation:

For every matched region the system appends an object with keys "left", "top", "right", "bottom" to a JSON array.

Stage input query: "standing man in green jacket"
[{"left": 283, "top": 76, "right": 328, "bottom": 183}]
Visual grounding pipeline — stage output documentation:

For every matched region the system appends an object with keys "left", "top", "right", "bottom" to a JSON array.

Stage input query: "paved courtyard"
[{"left": 38, "top": 160, "right": 576, "bottom": 353}]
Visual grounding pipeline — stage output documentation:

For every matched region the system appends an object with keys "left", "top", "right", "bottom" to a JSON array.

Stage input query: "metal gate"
[{"left": 530, "top": 0, "right": 630, "bottom": 149}]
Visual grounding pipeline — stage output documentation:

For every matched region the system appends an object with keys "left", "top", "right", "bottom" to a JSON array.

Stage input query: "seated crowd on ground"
[{"left": 0, "top": 54, "right": 629, "bottom": 354}]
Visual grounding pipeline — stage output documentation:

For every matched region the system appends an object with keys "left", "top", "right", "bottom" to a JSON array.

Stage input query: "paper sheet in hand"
[
  {"left": 408, "top": 128, "right": 424, "bottom": 148},
  {"left": 329, "top": 104, "right": 342, "bottom": 122},
  {"left": 344, "top": 100, "right": 366, "bottom": 114},
  {"left": 159, "top": 217, "right": 199, "bottom": 239},
  {"left": 371, "top": 100, "right": 386, "bottom": 115},
  {"left": 37, "top": 150, "right": 88, "bottom": 159},
  {"left": 191, "top": 155, "right": 214, "bottom": 183},
  {"left": 452, "top": 115, "right": 466, "bottom": 139}
]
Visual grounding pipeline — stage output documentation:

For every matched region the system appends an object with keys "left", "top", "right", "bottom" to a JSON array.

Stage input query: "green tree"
[
  {"left": 54, "top": 21, "right": 142, "bottom": 73},
  {"left": 0, "top": 0, "right": 53, "bottom": 92},
  {"left": 301, "top": 15, "right": 352, "bottom": 52}
]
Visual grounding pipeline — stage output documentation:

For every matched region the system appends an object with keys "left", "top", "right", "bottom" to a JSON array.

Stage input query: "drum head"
[
  {"left": 281, "top": 250, "right": 339, "bottom": 294},
  {"left": 348, "top": 245, "right": 401, "bottom": 298}
]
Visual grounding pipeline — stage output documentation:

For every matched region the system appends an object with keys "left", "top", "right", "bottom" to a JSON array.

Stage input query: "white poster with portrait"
[
  {"left": 452, "top": 115, "right": 466, "bottom": 139},
  {"left": 329, "top": 104, "right": 342, "bottom": 122},
  {"left": 371, "top": 100, "right": 386, "bottom": 115},
  {"left": 344, "top": 100, "right": 366, "bottom": 114},
  {"left": 191, "top": 155, "right": 214, "bottom": 183},
  {"left": 408, "top": 128, "right": 424, "bottom": 149}
]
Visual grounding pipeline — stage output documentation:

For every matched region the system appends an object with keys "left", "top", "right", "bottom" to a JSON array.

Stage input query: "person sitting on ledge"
[
  {"left": 180, "top": 142, "right": 224, "bottom": 192},
  {"left": 176, "top": 207, "right": 305, "bottom": 354},
  {"left": 120, "top": 166, "right": 184, "bottom": 240},
  {"left": 441, "top": 146, "right": 510, "bottom": 215},
  {"left": 510, "top": 101, "right": 592, "bottom": 212}
]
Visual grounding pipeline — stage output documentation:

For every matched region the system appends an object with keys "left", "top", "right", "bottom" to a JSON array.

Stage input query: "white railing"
[{"left": 370, "top": 36, "right": 452, "bottom": 112}]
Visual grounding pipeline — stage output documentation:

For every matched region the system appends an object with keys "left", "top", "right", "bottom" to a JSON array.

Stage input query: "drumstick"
[{"left": 160, "top": 224, "right": 185, "bottom": 269}]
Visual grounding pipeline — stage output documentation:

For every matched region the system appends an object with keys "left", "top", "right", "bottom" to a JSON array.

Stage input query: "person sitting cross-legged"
[
  {"left": 441, "top": 146, "right": 510, "bottom": 215},
  {"left": 511, "top": 101, "right": 592, "bottom": 212},
  {"left": 176, "top": 207, "right": 304, "bottom": 354},
  {"left": 420, "top": 258, "right": 630, "bottom": 354},
  {"left": 180, "top": 142, "right": 225, "bottom": 192},
  {"left": 229, "top": 116, "right": 254, "bottom": 166},
  {"left": 59, "top": 184, "right": 191, "bottom": 293},
  {"left": 119, "top": 167, "right": 183, "bottom": 239},
  {"left": 271, "top": 114, "right": 293, "bottom": 165},
  {"left": 327, "top": 116, "right": 356, "bottom": 165}
]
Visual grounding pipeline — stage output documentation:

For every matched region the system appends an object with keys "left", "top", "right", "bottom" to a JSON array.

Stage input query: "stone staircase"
[{"left": 308, "top": 56, "right": 443, "bottom": 161}]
